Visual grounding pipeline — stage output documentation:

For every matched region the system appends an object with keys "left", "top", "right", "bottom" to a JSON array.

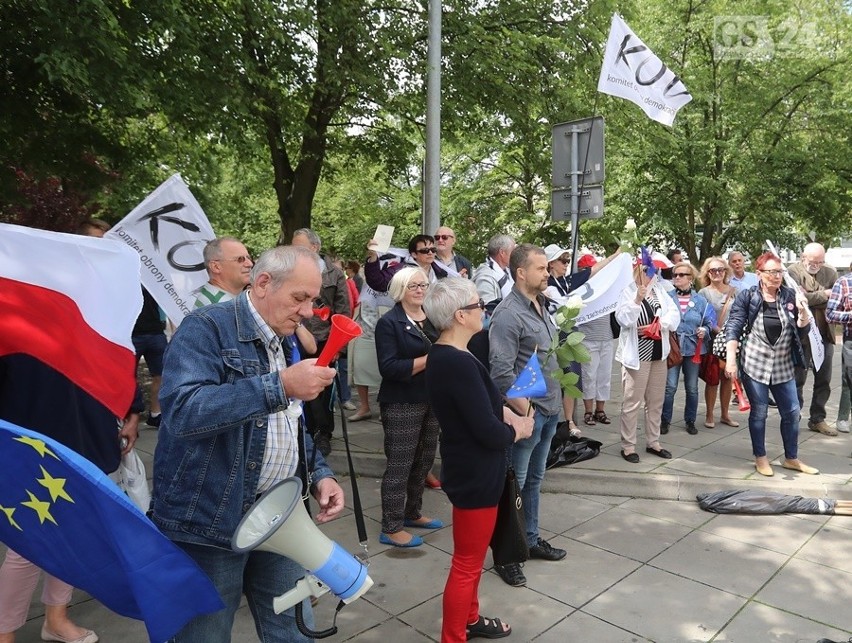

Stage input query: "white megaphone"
[{"left": 232, "top": 477, "right": 373, "bottom": 637}]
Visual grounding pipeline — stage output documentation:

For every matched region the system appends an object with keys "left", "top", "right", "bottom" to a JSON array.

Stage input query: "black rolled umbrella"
[{"left": 697, "top": 489, "right": 852, "bottom": 516}]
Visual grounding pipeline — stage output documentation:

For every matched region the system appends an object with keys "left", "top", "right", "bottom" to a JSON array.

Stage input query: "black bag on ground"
[
  {"left": 547, "top": 422, "right": 602, "bottom": 469},
  {"left": 490, "top": 466, "right": 529, "bottom": 565}
]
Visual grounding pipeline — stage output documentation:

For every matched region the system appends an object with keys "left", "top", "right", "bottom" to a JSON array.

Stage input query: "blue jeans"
[
  {"left": 170, "top": 543, "right": 314, "bottom": 643},
  {"left": 511, "top": 411, "right": 558, "bottom": 547},
  {"left": 741, "top": 373, "right": 800, "bottom": 460},
  {"left": 662, "top": 359, "right": 700, "bottom": 424}
]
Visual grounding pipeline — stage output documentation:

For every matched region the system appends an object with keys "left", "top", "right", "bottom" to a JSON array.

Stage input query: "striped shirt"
[
  {"left": 741, "top": 301, "right": 797, "bottom": 385},
  {"left": 637, "top": 295, "right": 662, "bottom": 362},
  {"left": 245, "top": 293, "right": 300, "bottom": 493},
  {"left": 193, "top": 283, "right": 235, "bottom": 309}
]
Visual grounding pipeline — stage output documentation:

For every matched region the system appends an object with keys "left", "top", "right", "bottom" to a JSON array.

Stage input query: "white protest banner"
[
  {"left": 765, "top": 239, "right": 824, "bottom": 371},
  {"left": 571, "top": 253, "right": 635, "bottom": 325},
  {"left": 597, "top": 14, "right": 692, "bottom": 126},
  {"left": 106, "top": 174, "right": 215, "bottom": 326}
]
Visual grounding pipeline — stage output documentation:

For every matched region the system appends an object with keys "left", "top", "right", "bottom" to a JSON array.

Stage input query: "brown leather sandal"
[
  {"left": 593, "top": 410, "right": 611, "bottom": 424},
  {"left": 583, "top": 411, "right": 596, "bottom": 426}
]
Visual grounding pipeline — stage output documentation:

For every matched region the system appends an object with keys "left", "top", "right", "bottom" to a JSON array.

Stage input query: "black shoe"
[
  {"left": 494, "top": 562, "right": 526, "bottom": 587},
  {"left": 621, "top": 450, "right": 640, "bottom": 463},
  {"left": 145, "top": 413, "right": 161, "bottom": 429},
  {"left": 660, "top": 420, "right": 669, "bottom": 435},
  {"left": 767, "top": 397, "right": 777, "bottom": 408},
  {"left": 314, "top": 432, "right": 332, "bottom": 456},
  {"left": 686, "top": 421, "right": 697, "bottom": 435},
  {"left": 528, "top": 537, "right": 566, "bottom": 561},
  {"left": 645, "top": 446, "right": 673, "bottom": 459}
]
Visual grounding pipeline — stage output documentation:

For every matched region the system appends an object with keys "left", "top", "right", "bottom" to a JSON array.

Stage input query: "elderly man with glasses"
[
  {"left": 193, "top": 236, "right": 254, "bottom": 308},
  {"left": 788, "top": 242, "right": 839, "bottom": 436},
  {"left": 433, "top": 226, "right": 473, "bottom": 279}
]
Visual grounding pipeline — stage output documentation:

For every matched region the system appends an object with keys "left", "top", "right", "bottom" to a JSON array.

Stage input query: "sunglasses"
[
  {"left": 406, "top": 282, "right": 430, "bottom": 291},
  {"left": 673, "top": 273, "right": 692, "bottom": 278},
  {"left": 458, "top": 299, "right": 486, "bottom": 311},
  {"left": 218, "top": 255, "right": 252, "bottom": 264},
  {"left": 708, "top": 267, "right": 726, "bottom": 274},
  {"left": 415, "top": 247, "right": 437, "bottom": 255},
  {"left": 434, "top": 234, "right": 454, "bottom": 241},
  {"left": 558, "top": 258, "right": 570, "bottom": 265}
]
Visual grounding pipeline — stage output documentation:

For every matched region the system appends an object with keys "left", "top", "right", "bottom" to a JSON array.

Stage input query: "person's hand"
[
  {"left": 697, "top": 326, "right": 706, "bottom": 340},
  {"left": 313, "top": 478, "right": 345, "bottom": 523},
  {"left": 459, "top": 267, "right": 468, "bottom": 278},
  {"left": 635, "top": 283, "right": 647, "bottom": 304},
  {"left": 119, "top": 413, "right": 140, "bottom": 455},
  {"left": 795, "top": 292, "right": 809, "bottom": 312},
  {"left": 724, "top": 357, "right": 737, "bottom": 380},
  {"left": 366, "top": 239, "right": 379, "bottom": 262},
  {"left": 280, "top": 359, "right": 336, "bottom": 401},
  {"left": 507, "top": 414, "right": 534, "bottom": 442}
]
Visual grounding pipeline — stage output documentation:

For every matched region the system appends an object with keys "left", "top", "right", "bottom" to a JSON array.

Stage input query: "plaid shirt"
[
  {"left": 741, "top": 302, "right": 798, "bottom": 385},
  {"left": 246, "top": 293, "right": 299, "bottom": 493},
  {"left": 826, "top": 273, "right": 852, "bottom": 337}
]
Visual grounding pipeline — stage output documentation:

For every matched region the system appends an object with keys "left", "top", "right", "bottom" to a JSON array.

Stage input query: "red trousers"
[{"left": 441, "top": 505, "right": 498, "bottom": 643}]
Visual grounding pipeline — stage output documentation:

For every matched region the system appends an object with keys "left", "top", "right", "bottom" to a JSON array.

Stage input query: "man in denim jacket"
[{"left": 151, "top": 245, "right": 345, "bottom": 642}]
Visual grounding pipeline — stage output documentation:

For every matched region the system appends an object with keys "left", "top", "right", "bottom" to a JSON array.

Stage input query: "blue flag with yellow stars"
[
  {"left": 0, "top": 419, "right": 224, "bottom": 642},
  {"left": 506, "top": 352, "right": 548, "bottom": 399}
]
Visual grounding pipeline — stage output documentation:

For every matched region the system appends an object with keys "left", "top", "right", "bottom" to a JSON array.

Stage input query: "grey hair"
[
  {"left": 509, "top": 243, "right": 544, "bottom": 281},
  {"left": 202, "top": 236, "right": 242, "bottom": 270},
  {"left": 292, "top": 227, "right": 321, "bottom": 251},
  {"left": 487, "top": 234, "right": 515, "bottom": 259},
  {"left": 424, "top": 278, "right": 478, "bottom": 331},
  {"left": 250, "top": 245, "right": 322, "bottom": 288},
  {"left": 388, "top": 266, "right": 428, "bottom": 302}
]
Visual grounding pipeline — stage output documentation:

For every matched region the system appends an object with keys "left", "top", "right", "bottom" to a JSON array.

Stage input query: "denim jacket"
[
  {"left": 725, "top": 284, "right": 806, "bottom": 368},
  {"left": 666, "top": 290, "right": 717, "bottom": 357},
  {"left": 150, "top": 292, "right": 334, "bottom": 548}
]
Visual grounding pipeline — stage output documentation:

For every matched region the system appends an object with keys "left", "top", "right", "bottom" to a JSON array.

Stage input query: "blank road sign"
[
  {"left": 551, "top": 186, "right": 604, "bottom": 221},
  {"left": 552, "top": 117, "right": 605, "bottom": 187}
]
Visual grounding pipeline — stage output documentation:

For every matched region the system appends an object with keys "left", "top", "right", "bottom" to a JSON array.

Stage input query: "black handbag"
[{"left": 490, "top": 465, "right": 529, "bottom": 566}]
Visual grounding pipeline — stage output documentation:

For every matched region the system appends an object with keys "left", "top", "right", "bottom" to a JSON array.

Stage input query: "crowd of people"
[{"left": 2, "top": 219, "right": 850, "bottom": 643}]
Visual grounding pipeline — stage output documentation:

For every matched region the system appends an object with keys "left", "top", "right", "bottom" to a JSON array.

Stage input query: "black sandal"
[
  {"left": 583, "top": 411, "right": 596, "bottom": 426},
  {"left": 593, "top": 410, "right": 611, "bottom": 424},
  {"left": 466, "top": 615, "right": 511, "bottom": 640}
]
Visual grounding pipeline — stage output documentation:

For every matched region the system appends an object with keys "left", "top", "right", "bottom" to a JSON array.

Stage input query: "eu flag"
[
  {"left": 0, "top": 419, "right": 224, "bottom": 642},
  {"left": 506, "top": 352, "right": 548, "bottom": 399},
  {"left": 640, "top": 245, "right": 657, "bottom": 277}
]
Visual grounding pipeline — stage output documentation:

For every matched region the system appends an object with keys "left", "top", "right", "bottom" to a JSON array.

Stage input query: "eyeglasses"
[
  {"left": 415, "top": 247, "right": 437, "bottom": 255},
  {"left": 673, "top": 273, "right": 692, "bottom": 278},
  {"left": 217, "top": 255, "right": 252, "bottom": 264},
  {"left": 407, "top": 282, "right": 430, "bottom": 291},
  {"left": 708, "top": 268, "right": 726, "bottom": 274},
  {"left": 760, "top": 269, "right": 784, "bottom": 276},
  {"left": 458, "top": 299, "right": 486, "bottom": 311},
  {"left": 434, "top": 234, "right": 454, "bottom": 241}
]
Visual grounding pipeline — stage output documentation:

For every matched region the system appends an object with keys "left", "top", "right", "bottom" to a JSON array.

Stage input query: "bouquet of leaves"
[{"left": 545, "top": 295, "right": 589, "bottom": 399}]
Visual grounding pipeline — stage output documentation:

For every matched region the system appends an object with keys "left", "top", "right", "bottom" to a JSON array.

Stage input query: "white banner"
[
  {"left": 597, "top": 14, "right": 692, "bottom": 127},
  {"left": 106, "top": 174, "right": 215, "bottom": 326},
  {"left": 571, "top": 253, "right": 635, "bottom": 326}
]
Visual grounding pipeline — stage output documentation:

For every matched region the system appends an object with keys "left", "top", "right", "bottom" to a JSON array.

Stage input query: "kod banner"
[
  {"left": 597, "top": 14, "right": 692, "bottom": 126},
  {"left": 106, "top": 175, "right": 215, "bottom": 326}
]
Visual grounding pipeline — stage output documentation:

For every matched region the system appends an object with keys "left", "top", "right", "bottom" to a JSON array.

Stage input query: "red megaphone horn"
[
  {"left": 316, "top": 315, "right": 363, "bottom": 367},
  {"left": 732, "top": 377, "right": 750, "bottom": 412},
  {"left": 692, "top": 337, "right": 703, "bottom": 364},
  {"left": 313, "top": 306, "right": 331, "bottom": 321}
]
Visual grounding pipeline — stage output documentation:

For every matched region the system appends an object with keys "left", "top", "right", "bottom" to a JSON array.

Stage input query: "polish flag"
[{"left": 0, "top": 223, "right": 142, "bottom": 418}]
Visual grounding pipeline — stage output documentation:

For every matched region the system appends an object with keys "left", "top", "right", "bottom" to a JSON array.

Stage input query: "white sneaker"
[{"left": 837, "top": 420, "right": 850, "bottom": 433}]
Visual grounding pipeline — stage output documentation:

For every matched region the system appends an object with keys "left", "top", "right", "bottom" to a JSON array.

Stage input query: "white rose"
[
  {"left": 566, "top": 295, "right": 584, "bottom": 311},
  {"left": 625, "top": 218, "right": 637, "bottom": 232}
]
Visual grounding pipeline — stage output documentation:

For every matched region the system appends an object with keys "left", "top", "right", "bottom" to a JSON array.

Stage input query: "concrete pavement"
[{"left": 5, "top": 354, "right": 851, "bottom": 642}]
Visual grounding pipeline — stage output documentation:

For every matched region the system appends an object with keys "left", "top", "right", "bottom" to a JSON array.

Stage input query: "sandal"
[
  {"left": 583, "top": 411, "right": 596, "bottom": 426},
  {"left": 593, "top": 410, "right": 611, "bottom": 424},
  {"left": 466, "top": 615, "right": 511, "bottom": 640}
]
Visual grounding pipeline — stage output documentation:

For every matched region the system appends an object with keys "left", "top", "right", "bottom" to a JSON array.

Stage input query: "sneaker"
[
  {"left": 494, "top": 562, "right": 526, "bottom": 587},
  {"left": 809, "top": 420, "right": 838, "bottom": 436},
  {"left": 837, "top": 420, "right": 850, "bottom": 433},
  {"left": 528, "top": 537, "right": 567, "bottom": 561},
  {"left": 685, "top": 421, "right": 698, "bottom": 435},
  {"left": 314, "top": 432, "right": 332, "bottom": 456},
  {"left": 341, "top": 400, "right": 357, "bottom": 411},
  {"left": 145, "top": 413, "right": 161, "bottom": 429}
]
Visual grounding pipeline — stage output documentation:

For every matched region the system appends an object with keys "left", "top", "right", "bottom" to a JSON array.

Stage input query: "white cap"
[{"left": 544, "top": 244, "right": 570, "bottom": 264}]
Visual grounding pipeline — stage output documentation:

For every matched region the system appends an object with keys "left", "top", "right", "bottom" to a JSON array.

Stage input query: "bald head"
[{"left": 801, "top": 243, "right": 826, "bottom": 275}]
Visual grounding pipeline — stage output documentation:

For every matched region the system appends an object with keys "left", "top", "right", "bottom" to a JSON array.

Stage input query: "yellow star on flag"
[
  {"left": 37, "top": 466, "right": 74, "bottom": 504},
  {"left": 21, "top": 490, "right": 57, "bottom": 525},
  {"left": 0, "top": 505, "right": 22, "bottom": 531},
  {"left": 13, "top": 435, "right": 60, "bottom": 460}
]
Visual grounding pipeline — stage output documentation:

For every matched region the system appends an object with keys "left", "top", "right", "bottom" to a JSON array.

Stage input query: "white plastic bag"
[{"left": 118, "top": 448, "right": 151, "bottom": 512}]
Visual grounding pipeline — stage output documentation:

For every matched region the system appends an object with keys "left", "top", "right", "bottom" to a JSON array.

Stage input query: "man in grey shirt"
[{"left": 488, "top": 243, "right": 567, "bottom": 588}]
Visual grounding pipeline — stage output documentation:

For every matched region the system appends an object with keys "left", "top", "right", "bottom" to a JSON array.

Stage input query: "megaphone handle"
[{"left": 272, "top": 576, "right": 329, "bottom": 614}]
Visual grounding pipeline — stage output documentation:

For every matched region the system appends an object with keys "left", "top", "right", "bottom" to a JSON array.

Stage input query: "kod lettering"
[
  {"left": 138, "top": 202, "right": 207, "bottom": 273},
  {"left": 616, "top": 35, "right": 690, "bottom": 98}
]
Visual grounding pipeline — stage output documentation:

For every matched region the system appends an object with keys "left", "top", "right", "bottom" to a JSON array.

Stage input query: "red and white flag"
[{"left": 0, "top": 223, "right": 142, "bottom": 417}]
